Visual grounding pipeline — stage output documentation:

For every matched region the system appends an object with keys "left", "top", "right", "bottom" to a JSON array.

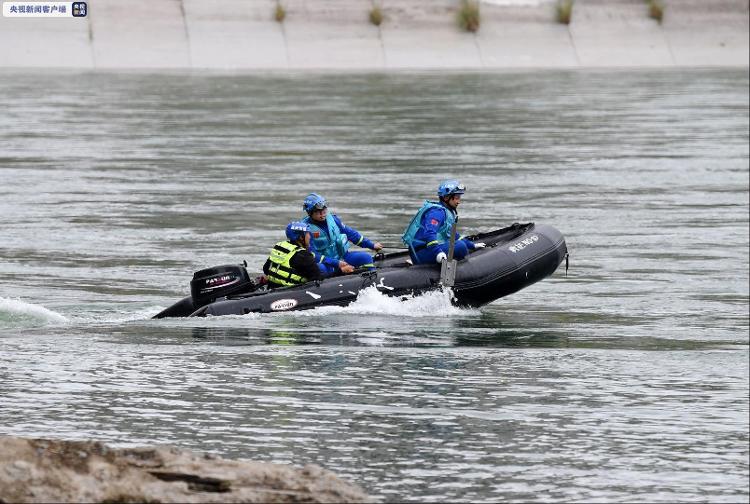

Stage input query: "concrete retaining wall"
[
  {"left": 184, "top": 0, "right": 287, "bottom": 68},
  {"left": 0, "top": 0, "right": 747, "bottom": 69},
  {"left": 663, "top": 0, "right": 750, "bottom": 66},
  {"left": 570, "top": 0, "right": 674, "bottom": 67}
]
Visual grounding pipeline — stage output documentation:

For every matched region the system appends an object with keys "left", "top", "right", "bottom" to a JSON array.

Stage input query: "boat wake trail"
[
  {"left": 0, "top": 297, "right": 68, "bottom": 327},
  {"left": 67, "top": 306, "right": 169, "bottom": 325}
]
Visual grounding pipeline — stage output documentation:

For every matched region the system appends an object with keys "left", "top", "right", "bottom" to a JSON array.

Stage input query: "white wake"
[
  {"left": 288, "top": 286, "right": 479, "bottom": 318},
  {"left": 0, "top": 297, "right": 68, "bottom": 326}
]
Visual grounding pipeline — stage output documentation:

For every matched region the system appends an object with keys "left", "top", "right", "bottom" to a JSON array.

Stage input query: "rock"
[{"left": 0, "top": 436, "right": 373, "bottom": 503}]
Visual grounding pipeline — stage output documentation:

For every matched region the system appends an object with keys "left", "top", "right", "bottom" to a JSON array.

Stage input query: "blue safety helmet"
[
  {"left": 303, "top": 193, "right": 327, "bottom": 213},
  {"left": 286, "top": 221, "right": 310, "bottom": 242},
  {"left": 437, "top": 179, "right": 466, "bottom": 198}
]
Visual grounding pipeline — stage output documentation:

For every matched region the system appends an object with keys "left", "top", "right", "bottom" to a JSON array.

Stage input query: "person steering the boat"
[
  {"left": 302, "top": 193, "right": 383, "bottom": 276},
  {"left": 402, "top": 179, "right": 486, "bottom": 265},
  {"left": 263, "top": 221, "right": 323, "bottom": 288}
]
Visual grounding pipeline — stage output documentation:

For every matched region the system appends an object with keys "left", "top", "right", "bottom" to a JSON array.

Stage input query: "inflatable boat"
[{"left": 153, "top": 222, "right": 567, "bottom": 318}]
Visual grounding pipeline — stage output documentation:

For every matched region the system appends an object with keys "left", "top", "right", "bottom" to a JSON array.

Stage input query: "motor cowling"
[{"left": 190, "top": 264, "right": 254, "bottom": 307}]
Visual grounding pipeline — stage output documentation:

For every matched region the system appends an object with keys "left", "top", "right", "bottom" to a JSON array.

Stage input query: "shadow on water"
[
  {"left": 92, "top": 320, "right": 747, "bottom": 352},
  {"left": 454, "top": 311, "right": 749, "bottom": 350},
  {"left": 451, "top": 330, "right": 746, "bottom": 351}
]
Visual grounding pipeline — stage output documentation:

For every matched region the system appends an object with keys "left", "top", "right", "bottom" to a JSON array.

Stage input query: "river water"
[{"left": 0, "top": 69, "right": 748, "bottom": 502}]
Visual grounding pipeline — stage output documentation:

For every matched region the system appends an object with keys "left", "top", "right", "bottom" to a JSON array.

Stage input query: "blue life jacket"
[
  {"left": 303, "top": 214, "right": 350, "bottom": 260},
  {"left": 401, "top": 200, "right": 456, "bottom": 253}
]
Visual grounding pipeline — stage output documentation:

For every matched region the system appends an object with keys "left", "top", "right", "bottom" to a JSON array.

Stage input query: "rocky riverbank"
[{"left": 0, "top": 436, "right": 373, "bottom": 503}]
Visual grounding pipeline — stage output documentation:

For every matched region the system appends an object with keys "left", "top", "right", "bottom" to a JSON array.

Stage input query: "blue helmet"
[
  {"left": 303, "top": 193, "right": 327, "bottom": 213},
  {"left": 437, "top": 179, "right": 466, "bottom": 198},
  {"left": 286, "top": 221, "right": 310, "bottom": 242}
]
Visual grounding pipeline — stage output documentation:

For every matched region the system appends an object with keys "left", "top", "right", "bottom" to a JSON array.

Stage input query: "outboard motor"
[{"left": 190, "top": 264, "right": 255, "bottom": 308}]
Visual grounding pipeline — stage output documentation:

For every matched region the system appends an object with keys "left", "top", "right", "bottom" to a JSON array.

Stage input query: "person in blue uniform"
[
  {"left": 302, "top": 193, "right": 383, "bottom": 276},
  {"left": 263, "top": 221, "right": 323, "bottom": 288},
  {"left": 402, "top": 180, "right": 485, "bottom": 265}
]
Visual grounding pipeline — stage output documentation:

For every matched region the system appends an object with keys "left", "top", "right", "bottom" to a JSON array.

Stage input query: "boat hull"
[{"left": 153, "top": 223, "right": 567, "bottom": 318}]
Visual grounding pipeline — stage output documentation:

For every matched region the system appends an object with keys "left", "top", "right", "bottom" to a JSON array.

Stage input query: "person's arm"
[
  {"left": 332, "top": 214, "right": 381, "bottom": 250},
  {"left": 455, "top": 228, "right": 476, "bottom": 249},
  {"left": 460, "top": 238, "right": 477, "bottom": 250},
  {"left": 262, "top": 258, "right": 271, "bottom": 275},
  {"left": 290, "top": 250, "right": 323, "bottom": 281},
  {"left": 309, "top": 249, "right": 340, "bottom": 269}
]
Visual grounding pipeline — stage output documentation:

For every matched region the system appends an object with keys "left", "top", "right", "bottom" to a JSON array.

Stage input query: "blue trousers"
[
  {"left": 411, "top": 240, "right": 470, "bottom": 265},
  {"left": 317, "top": 250, "right": 376, "bottom": 276}
]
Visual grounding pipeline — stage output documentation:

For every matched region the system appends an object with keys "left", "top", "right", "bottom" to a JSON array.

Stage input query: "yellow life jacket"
[{"left": 267, "top": 241, "right": 307, "bottom": 287}]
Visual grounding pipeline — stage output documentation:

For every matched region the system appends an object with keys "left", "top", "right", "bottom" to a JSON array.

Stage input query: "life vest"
[
  {"left": 303, "top": 214, "right": 349, "bottom": 261},
  {"left": 401, "top": 200, "right": 456, "bottom": 253},
  {"left": 267, "top": 241, "right": 307, "bottom": 287}
]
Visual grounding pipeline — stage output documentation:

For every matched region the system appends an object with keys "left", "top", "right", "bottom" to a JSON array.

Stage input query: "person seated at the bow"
[
  {"left": 302, "top": 193, "right": 383, "bottom": 276},
  {"left": 263, "top": 221, "right": 323, "bottom": 288},
  {"left": 401, "top": 179, "right": 486, "bottom": 265}
]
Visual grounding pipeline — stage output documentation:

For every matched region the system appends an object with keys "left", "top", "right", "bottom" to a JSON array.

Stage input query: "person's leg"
[
  {"left": 414, "top": 244, "right": 443, "bottom": 264},
  {"left": 343, "top": 251, "right": 375, "bottom": 270},
  {"left": 414, "top": 241, "right": 470, "bottom": 264}
]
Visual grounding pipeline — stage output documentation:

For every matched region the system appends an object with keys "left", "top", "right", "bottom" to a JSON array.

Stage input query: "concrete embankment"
[
  {"left": 0, "top": 0, "right": 747, "bottom": 69},
  {"left": 0, "top": 436, "right": 373, "bottom": 503}
]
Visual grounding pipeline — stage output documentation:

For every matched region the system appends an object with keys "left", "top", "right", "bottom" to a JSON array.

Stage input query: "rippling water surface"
[{"left": 0, "top": 69, "right": 748, "bottom": 502}]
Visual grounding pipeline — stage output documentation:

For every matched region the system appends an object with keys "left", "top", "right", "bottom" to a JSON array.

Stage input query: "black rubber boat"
[{"left": 153, "top": 222, "right": 567, "bottom": 318}]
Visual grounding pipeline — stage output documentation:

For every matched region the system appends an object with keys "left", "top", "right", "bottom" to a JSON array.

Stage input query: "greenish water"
[{"left": 0, "top": 69, "right": 748, "bottom": 502}]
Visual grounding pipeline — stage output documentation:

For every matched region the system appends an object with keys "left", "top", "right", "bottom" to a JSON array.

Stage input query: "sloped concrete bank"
[
  {"left": 0, "top": 436, "right": 373, "bottom": 503},
  {"left": 0, "top": 0, "right": 747, "bottom": 69}
]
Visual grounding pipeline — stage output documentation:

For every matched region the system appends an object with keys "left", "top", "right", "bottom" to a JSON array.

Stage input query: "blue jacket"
[
  {"left": 404, "top": 201, "right": 475, "bottom": 253},
  {"left": 303, "top": 214, "right": 375, "bottom": 268}
]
